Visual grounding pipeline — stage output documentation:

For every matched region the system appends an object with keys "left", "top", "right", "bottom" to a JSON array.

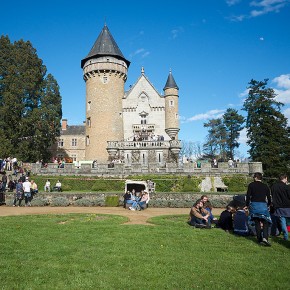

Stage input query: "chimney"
[{"left": 62, "top": 119, "right": 67, "bottom": 130}]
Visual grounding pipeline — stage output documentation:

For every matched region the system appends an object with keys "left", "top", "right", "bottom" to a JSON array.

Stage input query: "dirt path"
[{"left": 0, "top": 206, "right": 223, "bottom": 225}]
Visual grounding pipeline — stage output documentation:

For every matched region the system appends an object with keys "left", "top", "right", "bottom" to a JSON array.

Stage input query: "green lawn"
[{"left": 0, "top": 214, "right": 289, "bottom": 289}]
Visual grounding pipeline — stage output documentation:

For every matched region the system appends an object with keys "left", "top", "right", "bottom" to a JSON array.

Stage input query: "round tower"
[
  {"left": 163, "top": 70, "right": 180, "bottom": 140},
  {"left": 81, "top": 25, "right": 130, "bottom": 162}
]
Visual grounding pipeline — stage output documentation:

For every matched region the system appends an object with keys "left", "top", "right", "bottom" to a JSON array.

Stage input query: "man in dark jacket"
[
  {"left": 271, "top": 174, "right": 290, "bottom": 241},
  {"left": 246, "top": 172, "right": 272, "bottom": 246}
]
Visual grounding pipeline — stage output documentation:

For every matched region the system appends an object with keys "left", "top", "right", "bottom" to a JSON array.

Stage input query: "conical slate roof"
[
  {"left": 81, "top": 25, "right": 130, "bottom": 68},
  {"left": 163, "top": 71, "right": 179, "bottom": 90}
]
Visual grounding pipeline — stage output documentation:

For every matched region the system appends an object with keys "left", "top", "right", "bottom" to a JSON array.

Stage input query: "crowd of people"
[
  {"left": 0, "top": 172, "right": 63, "bottom": 206},
  {"left": 123, "top": 189, "right": 150, "bottom": 211},
  {"left": 189, "top": 172, "right": 290, "bottom": 247}
]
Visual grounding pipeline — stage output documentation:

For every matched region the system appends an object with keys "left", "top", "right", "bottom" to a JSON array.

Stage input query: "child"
[{"left": 217, "top": 205, "right": 235, "bottom": 232}]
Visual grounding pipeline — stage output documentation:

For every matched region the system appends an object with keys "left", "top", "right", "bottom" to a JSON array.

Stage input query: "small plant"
[
  {"left": 73, "top": 198, "right": 93, "bottom": 207},
  {"left": 31, "top": 198, "right": 49, "bottom": 207},
  {"left": 51, "top": 197, "right": 70, "bottom": 207},
  {"left": 105, "top": 195, "right": 119, "bottom": 207}
]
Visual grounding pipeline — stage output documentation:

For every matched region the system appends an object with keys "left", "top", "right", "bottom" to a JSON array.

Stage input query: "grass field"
[{"left": 0, "top": 213, "right": 289, "bottom": 289}]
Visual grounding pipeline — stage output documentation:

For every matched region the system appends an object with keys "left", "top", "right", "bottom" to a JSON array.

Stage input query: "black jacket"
[{"left": 271, "top": 181, "right": 290, "bottom": 208}]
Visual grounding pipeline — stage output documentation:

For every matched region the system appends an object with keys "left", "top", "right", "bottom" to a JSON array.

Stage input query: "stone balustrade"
[{"left": 30, "top": 161, "right": 263, "bottom": 177}]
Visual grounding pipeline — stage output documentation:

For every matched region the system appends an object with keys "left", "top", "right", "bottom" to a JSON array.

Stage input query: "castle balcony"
[
  {"left": 132, "top": 124, "right": 155, "bottom": 132},
  {"left": 107, "top": 140, "right": 177, "bottom": 150}
]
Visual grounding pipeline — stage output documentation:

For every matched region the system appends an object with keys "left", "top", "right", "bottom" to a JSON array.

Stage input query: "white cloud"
[
  {"left": 259, "top": 37, "right": 264, "bottom": 40},
  {"left": 238, "top": 127, "right": 248, "bottom": 144},
  {"left": 273, "top": 74, "right": 290, "bottom": 89},
  {"left": 186, "top": 109, "right": 225, "bottom": 122},
  {"left": 272, "top": 74, "right": 290, "bottom": 104},
  {"left": 239, "top": 88, "right": 249, "bottom": 98},
  {"left": 129, "top": 48, "right": 150, "bottom": 59},
  {"left": 170, "top": 27, "right": 184, "bottom": 40},
  {"left": 250, "top": 0, "right": 290, "bottom": 16},
  {"left": 226, "top": 0, "right": 241, "bottom": 6},
  {"left": 283, "top": 108, "right": 290, "bottom": 124},
  {"left": 228, "top": 0, "right": 290, "bottom": 21},
  {"left": 141, "top": 51, "right": 150, "bottom": 58}
]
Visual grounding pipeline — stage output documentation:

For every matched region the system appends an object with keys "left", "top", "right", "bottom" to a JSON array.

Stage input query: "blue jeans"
[{"left": 279, "top": 216, "right": 288, "bottom": 240}]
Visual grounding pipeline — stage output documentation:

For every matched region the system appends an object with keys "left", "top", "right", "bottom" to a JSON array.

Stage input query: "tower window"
[
  {"left": 72, "top": 138, "right": 77, "bottom": 147},
  {"left": 87, "top": 117, "right": 91, "bottom": 127},
  {"left": 58, "top": 139, "right": 64, "bottom": 147},
  {"left": 86, "top": 136, "right": 90, "bottom": 146},
  {"left": 175, "top": 113, "right": 179, "bottom": 119},
  {"left": 103, "top": 76, "right": 108, "bottom": 83},
  {"left": 169, "top": 100, "right": 174, "bottom": 107},
  {"left": 87, "top": 101, "right": 91, "bottom": 111}
]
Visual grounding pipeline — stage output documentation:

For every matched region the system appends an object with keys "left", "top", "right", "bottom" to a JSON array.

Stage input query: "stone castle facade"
[{"left": 52, "top": 25, "right": 181, "bottom": 165}]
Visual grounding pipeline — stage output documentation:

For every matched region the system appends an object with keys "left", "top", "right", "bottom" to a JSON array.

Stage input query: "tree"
[
  {"left": 243, "top": 79, "right": 290, "bottom": 177},
  {"left": 203, "top": 118, "right": 227, "bottom": 160},
  {"left": 0, "top": 35, "right": 62, "bottom": 162},
  {"left": 222, "top": 108, "right": 245, "bottom": 159},
  {"left": 180, "top": 140, "right": 204, "bottom": 161}
]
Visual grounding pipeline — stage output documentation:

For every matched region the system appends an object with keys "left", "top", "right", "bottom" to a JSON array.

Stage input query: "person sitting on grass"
[
  {"left": 188, "top": 199, "right": 211, "bottom": 228},
  {"left": 217, "top": 205, "right": 235, "bottom": 232},
  {"left": 233, "top": 207, "right": 250, "bottom": 236},
  {"left": 201, "top": 195, "right": 218, "bottom": 224}
]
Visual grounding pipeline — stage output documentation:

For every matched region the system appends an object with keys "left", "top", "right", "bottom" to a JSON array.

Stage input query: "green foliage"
[
  {"left": 105, "top": 195, "right": 119, "bottom": 207},
  {"left": 243, "top": 79, "right": 290, "bottom": 177},
  {"left": 203, "top": 110, "right": 245, "bottom": 160},
  {"left": 223, "top": 108, "right": 245, "bottom": 159},
  {"left": 0, "top": 35, "right": 62, "bottom": 162},
  {"left": 173, "top": 176, "right": 202, "bottom": 192},
  {"left": 50, "top": 197, "right": 70, "bottom": 207},
  {"left": 222, "top": 175, "right": 250, "bottom": 192},
  {"left": 31, "top": 174, "right": 249, "bottom": 193}
]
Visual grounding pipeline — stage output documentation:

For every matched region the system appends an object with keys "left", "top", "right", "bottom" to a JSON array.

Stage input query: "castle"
[{"left": 52, "top": 25, "right": 181, "bottom": 166}]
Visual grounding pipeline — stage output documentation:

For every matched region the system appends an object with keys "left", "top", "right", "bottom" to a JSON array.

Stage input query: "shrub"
[
  {"left": 50, "top": 197, "right": 70, "bottom": 207},
  {"left": 105, "top": 195, "right": 119, "bottom": 207},
  {"left": 93, "top": 198, "right": 105, "bottom": 207},
  {"left": 73, "top": 198, "right": 93, "bottom": 207},
  {"left": 222, "top": 175, "right": 250, "bottom": 192},
  {"left": 31, "top": 198, "right": 49, "bottom": 207}
]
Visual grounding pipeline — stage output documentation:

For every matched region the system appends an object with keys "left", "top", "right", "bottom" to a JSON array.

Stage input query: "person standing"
[
  {"left": 271, "top": 174, "right": 290, "bottom": 241},
  {"left": 23, "top": 177, "right": 32, "bottom": 207},
  {"left": 245, "top": 172, "right": 272, "bottom": 246},
  {"left": 13, "top": 179, "right": 23, "bottom": 207}
]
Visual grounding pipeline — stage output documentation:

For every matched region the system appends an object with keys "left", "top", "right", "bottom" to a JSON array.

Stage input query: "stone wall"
[{"left": 4, "top": 192, "right": 234, "bottom": 208}]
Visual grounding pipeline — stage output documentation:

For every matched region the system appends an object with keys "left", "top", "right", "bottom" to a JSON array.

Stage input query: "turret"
[
  {"left": 81, "top": 25, "right": 130, "bottom": 162},
  {"left": 163, "top": 70, "right": 179, "bottom": 140}
]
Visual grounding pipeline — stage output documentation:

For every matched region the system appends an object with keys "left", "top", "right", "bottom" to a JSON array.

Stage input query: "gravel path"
[{"left": 0, "top": 206, "right": 223, "bottom": 225}]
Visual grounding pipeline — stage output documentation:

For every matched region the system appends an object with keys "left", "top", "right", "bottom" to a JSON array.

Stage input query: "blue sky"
[{"left": 1, "top": 0, "right": 290, "bottom": 159}]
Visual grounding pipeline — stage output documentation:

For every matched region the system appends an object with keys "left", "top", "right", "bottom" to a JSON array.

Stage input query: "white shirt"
[{"left": 23, "top": 181, "right": 31, "bottom": 193}]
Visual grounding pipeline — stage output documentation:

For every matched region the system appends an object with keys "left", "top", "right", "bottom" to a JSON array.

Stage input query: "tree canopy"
[
  {"left": 0, "top": 35, "right": 62, "bottom": 162},
  {"left": 203, "top": 109, "right": 244, "bottom": 160},
  {"left": 243, "top": 79, "right": 290, "bottom": 177}
]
